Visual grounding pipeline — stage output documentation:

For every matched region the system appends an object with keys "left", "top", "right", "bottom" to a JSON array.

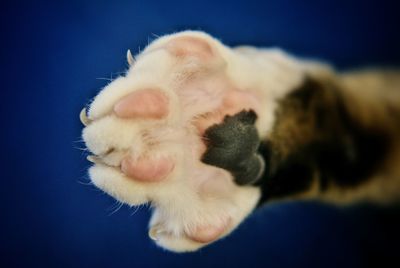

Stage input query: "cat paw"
[{"left": 81, "top": 31, "right": 263, "bottom": 252}]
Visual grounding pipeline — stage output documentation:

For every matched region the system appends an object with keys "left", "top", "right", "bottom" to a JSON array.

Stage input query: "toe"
[
  {"left": 166, "top": 36, "right": 215, "bottom": 60},
  {"left": 121, "top": 156, "right": 174, "bottom": 182},
  {"left": 113, "top": 89, "right": 169, "bottom": 119},
  {"left": 186, "top": 218, "right": 231, "bottom": 243}
]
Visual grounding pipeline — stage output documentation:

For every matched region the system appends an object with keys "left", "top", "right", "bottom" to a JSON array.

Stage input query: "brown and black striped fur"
[{"left": 257, "top": 70, "right": 400, "bottom": 205}]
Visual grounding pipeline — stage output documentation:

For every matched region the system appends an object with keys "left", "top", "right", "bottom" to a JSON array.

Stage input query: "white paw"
[{"left": 81, "top": 31, "right": 264, "bottom": 252}]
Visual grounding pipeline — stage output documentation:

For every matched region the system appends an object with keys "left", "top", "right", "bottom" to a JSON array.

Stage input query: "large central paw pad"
[
  {"left": 81, "top": 31, "right": 262, "bottom": 252},
  {"left": 202, "top": 110, "right": 265, "bottom": 186}
]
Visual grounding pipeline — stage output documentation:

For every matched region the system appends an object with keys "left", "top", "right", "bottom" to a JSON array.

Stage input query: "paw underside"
[{"left": 81, "top": 32, "right": 263, "bottom": 252}]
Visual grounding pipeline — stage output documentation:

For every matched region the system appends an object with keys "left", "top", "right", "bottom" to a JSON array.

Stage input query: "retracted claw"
[
  {"left": 148, "top": 225, "right": 166, "bottom": 241},
  {"left": 127, "top": 49, "right": 135, "bottom": 65},
  {"left": 80, "top": 108, "right": 92, "bottom": 126}
]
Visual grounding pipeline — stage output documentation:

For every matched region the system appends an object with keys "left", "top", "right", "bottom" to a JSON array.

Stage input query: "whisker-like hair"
[
  {"left": 76, "top": 173, "right": 103, "bottom": 192},
  {"left": 74, "top": 146, "right": 89, "bottom": 152},
  {"left": 113, "top": 71, "right": 126, "bottom": 75},
  {"left": 73, "top": 137, "right": 85, "bottom": 143},
  {"left": 96, "top": 71, "right": 126, "bottom": 83},
  {"left": 96, "top": 77, "right": 113, "bottom": 82},
  {"left": 129, "top": 202, "right": 149, "bottom": 216},
  {"left": 107, "top": 200, "right": 125, "bottom": 216},
  {"left": 129, "top": 205, "right": 140, "bottom": 216},
  {"left": 77, "top": 179, "right": 93, "bottom": 186},
  {"left": 72, "top": 138, "right": 90, "bottom": 157}
]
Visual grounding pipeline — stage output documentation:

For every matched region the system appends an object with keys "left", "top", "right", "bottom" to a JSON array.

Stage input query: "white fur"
[{"left": 82, "top": 31, "right": 326, "bottom": 252}]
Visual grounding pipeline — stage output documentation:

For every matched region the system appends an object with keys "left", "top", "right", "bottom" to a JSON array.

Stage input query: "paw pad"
[
  {"left": 166, "top": 36, "right": 215, "bottom": 60},
  {"left": 121, "top": 156, "right": 174, "bottom": 182},
  {"left": 113, "top": 89, "right": 169, "bottom": 119}
]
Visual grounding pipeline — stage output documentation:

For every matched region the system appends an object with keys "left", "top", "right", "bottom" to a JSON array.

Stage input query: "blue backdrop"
[{"left": 2, "top": 0, "right": 400, "bottom": 267}]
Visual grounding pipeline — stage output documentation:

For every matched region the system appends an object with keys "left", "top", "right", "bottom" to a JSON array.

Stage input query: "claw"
[
  {"left": 148, "top": 225, "right": 165, "bottom": 241},
  {"left": 80, "top": 108, "right": 92, "bottom": 126},
  {"left": 126, "top": 49, "right": 135, "bottom": 65},
  {"left": 87, "top": 155, "right": 102, "bottom": 164}
]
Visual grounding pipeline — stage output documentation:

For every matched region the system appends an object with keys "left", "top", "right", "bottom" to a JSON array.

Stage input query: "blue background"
[{"left": 2, "top": 0, "right": 400, "bottom": 267}]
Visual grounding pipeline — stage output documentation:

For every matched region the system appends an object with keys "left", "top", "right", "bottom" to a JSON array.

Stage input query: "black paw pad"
[{"left": 201, "top": 110, "right": 265, "bottom": 185}]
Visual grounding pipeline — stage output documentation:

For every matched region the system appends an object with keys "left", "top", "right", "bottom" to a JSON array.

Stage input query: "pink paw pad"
[
  {"left": 166, "top": 36, "right": 215, "bottom": 60},
  {"left": 113, "top": 89, "right": 169, "bottom": 119},
  {"left": 186, "top": 217, "right": 231, "bottom": 243},
  {"left": 121, "top": 156, "right": 174, "bottom": 182}
]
